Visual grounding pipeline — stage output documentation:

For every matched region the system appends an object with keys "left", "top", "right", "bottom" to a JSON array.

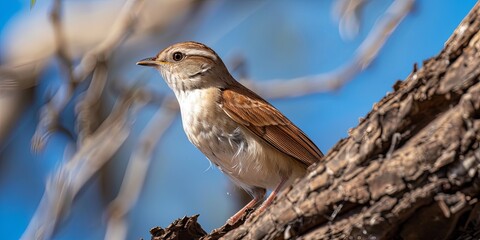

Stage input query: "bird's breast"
[
  {"left": 175, "top": 88, "right": 253, "bottom": 174},
  {"left": 176, "top": 88, "right": 241, "bottom": 157},
  {"left": 174, "top": 87, "right": 305, "bottom": 190}
]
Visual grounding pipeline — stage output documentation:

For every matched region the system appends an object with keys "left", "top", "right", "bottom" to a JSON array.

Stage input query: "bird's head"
[{"left": 137, "top": 41, "right": 232, "bottom": 93}]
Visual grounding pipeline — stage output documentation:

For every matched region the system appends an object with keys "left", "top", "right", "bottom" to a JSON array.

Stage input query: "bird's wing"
[{"left": 219, "top": 86, "right": 323, "bottom": 166}]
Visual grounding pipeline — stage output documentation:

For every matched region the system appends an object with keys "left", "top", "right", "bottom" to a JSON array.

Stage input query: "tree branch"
[
  {"left": 104, "top": 100, "right": 177, "bottom": 240},
  {"left": 22, "top": 88, "right": 148, "bottom": 240},
  {"left": 31, "top": 0, "right": 146, "bottom": 151},
  {"left": 249, "top": 0, "right": 415, "bottom": 99},
  {"left": 31, "top": 0, "right": 76, "bottom": 151}
]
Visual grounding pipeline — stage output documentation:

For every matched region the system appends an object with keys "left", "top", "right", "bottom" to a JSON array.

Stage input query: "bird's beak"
[{"left": 136, "top": 57, "right": 161, "bottom": 67}]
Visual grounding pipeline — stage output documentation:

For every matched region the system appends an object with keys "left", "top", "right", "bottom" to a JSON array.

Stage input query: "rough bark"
[{"left": 151, "top": 3, "right": 480, "bottom": 240}]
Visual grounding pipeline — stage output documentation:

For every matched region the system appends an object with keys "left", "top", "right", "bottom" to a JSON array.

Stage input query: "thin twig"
[
  {"left": 31, "top": 0, "right": 76, "bottom": 151},
  {"left": 50, "top": 0, "right": 75, "bottom": 83},
  {"left": 75, "top": 60, "right": 108, "bottom": 145},
  {"left": 333, "top": 0, "right": 367, "bottom": 40},
  {"left": 249, "top": 0, "right": 415, "bottom": 99},
  {"left": 104, "top": 99, "right": 178, "bottom": 240}
]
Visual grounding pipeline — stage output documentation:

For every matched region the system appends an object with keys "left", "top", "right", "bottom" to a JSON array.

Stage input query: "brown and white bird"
[{"left": 137, "top": 41, "right": 323, "bottom": 224}]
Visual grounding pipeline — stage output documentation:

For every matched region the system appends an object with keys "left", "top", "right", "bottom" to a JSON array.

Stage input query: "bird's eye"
[{"left": 172, "top": 52, "right": 184, "bottom": 61}]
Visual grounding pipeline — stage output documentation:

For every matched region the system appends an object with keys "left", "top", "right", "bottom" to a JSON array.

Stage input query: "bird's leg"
[
  {"left": 228, "top": 188, "right": 265, "bottom": 225},
  {"left": 254, "top": 177, "right": 287, "bottom": 215}
]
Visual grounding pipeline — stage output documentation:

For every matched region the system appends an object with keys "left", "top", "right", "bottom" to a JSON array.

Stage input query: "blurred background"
[{"left": 0, "top": 0, "right": 476, "bottom": 239}]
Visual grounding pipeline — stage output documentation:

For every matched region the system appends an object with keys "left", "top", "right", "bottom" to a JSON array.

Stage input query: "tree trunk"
[{"left": 151, "top": 3, "right": 480, "bottom": 240}]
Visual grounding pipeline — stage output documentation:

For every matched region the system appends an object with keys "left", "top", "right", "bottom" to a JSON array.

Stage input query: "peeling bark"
[{"left": 150, "top": 3, "right": 480, "bottom": 240}]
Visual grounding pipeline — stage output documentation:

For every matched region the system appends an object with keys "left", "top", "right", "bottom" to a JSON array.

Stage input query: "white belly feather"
[{"left": 174, "top": 88, "right": 305, "bottom": 192}]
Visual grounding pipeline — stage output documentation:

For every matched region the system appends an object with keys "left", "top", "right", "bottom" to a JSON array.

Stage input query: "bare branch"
[
  {"left": 75, "top": 60, "right": 108, "bottom": 145},
  {"left": 21, "top": 89, "right": 148, "bottom": 240},
  {"left": 50, "top": 0, "right": 75, "bottom": 83},
  {"left": 31, "top": 0, "right": 146, "bottom": 151},
  {"left": 31, "top": 0, "right": 76, "bottom": 151},
  {"left": 105, "top": 100, "right": 178, "bottom": 240},
  {"left": 333, "top": 0, "right": 367, "bottom": 40},
  {"left": 72, "top": 0, "right": 146, "bottom": 145},
  {"left": 73, "top": 0, "right": 146, "bottom": 81},
  {"left": 1, "top": 0, "right": 202, "bottom": 94},
  {"left": 249, "top": 0, "right": 415, "bottom": 99},
  {"left": 0, "top": 64, "right": 39, "bottom": 92}
]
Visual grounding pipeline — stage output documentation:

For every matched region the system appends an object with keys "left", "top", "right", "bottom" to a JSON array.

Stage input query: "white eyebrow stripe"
[{"left": 184, "top": 48, "right": 217, "bottom": 60}]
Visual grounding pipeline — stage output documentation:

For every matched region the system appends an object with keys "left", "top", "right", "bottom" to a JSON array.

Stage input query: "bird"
[{"left": 137, "top": 41, "right": 323, "bottom": 224}]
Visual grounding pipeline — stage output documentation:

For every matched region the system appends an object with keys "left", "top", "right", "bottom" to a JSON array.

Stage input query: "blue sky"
[{"left": 0, "top": 0, "right": 476, "bottom": 239}]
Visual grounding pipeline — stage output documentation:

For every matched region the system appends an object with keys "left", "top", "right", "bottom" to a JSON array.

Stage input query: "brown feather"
[{"left": 220, "top": 85, "right": 323, "bottom": 166}]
